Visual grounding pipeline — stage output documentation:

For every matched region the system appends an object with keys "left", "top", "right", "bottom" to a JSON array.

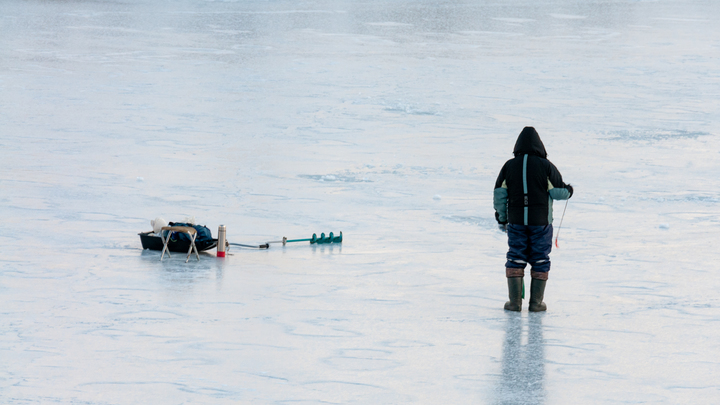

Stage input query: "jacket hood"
[{"left": 513, "top": 126, "right": 547, "bottom": 158}]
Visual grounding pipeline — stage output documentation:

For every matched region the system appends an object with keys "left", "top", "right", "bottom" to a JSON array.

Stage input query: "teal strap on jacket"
[{"left": 523, "top": 154, "right": 529, "bottom": 225}]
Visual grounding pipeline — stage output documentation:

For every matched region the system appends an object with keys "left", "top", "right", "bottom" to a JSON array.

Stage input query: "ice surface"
[{"left": 1, "top": 0, "right": 720, "bottom": 403}]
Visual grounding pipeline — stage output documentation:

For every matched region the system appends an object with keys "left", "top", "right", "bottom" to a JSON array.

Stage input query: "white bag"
[{"left": 151, "top": 217, "right": 168, "bottom": 234}]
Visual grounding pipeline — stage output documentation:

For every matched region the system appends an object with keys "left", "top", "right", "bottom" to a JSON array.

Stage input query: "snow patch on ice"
[
  {"left": 458, "top": 30, "right": 524, "bottom": 37},
  {"left": 603, "top": 129, "right": 710, "bottom": 142},
  {"left": 382, "top": 101, "right": 438, "bottom": 116},
  {"left": 366, "top": 22, "right": 414, "bottom": 27},
  {"left": 492, "top": 18, "right": 536, "bottom": 24},
  {"left": 299, "top": 174, "right": 372, "bottom": 183},
  {"left": 549, "top": 13, "right": 587, "bottom": 19},
  {"left": 442, "top": 215, "right": 496, "bottom": 229},
  {"left": 652, "top": 17, "right": 709, "bottom": 23}
]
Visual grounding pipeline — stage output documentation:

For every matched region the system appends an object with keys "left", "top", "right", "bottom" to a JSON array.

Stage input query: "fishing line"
[{"left": 554, "top": 199, "right": 569, "bottom": 248}]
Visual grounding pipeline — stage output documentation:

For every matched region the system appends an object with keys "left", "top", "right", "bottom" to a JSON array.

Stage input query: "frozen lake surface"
[{"left": 2, "top": 0, "right": 720, "bottom": 403}]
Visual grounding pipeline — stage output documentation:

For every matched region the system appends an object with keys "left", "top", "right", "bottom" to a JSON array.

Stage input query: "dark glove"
[
  {"left": 566, "top": 184, "right": 574, "bottom": 198},
  {"left": 495, "top": 212, "right": 508, "bottom": 232}
]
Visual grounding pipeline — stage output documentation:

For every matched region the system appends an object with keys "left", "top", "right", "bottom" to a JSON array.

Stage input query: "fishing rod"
[{"left": 554, "top": 199, "right": 569, "bottom": 248}]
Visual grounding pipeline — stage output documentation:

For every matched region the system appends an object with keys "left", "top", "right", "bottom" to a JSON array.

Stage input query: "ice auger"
[
  {"left": 268, "top": 232, "right": 342, "bottom": 246},
  {"left": 217, "top": 226, "right": 342, "bottom": 256}
]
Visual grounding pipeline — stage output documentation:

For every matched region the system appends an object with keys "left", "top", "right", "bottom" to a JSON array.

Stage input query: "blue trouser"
[{"left": 505, "top": 224, "right": 553, "bottom": 273}]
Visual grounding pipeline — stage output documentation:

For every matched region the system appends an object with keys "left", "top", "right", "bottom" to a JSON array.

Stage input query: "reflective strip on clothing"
[{"left": 523, "top": 154, "right": 528, "bottom": 225}]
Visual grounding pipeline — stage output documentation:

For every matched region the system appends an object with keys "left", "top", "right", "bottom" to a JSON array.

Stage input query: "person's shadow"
[{"left": 495, "top": 313, "right": 546, "bottom": 405}]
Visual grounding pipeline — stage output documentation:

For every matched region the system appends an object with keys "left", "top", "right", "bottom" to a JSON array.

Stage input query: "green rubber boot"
[
  {"left": 528, "top": 278, "right": 547, "bottom": 312},
  {"left": 504, "top": 277, "right": 523, "bottom": 311}
]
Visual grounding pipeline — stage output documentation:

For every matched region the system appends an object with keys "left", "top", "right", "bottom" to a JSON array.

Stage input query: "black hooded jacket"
[{"left": 493, "top": 127, "right": 572, "bottom": 226}]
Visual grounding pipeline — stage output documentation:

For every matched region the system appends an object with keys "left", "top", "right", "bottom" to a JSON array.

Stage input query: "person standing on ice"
[{"left": 493, "top": 127, "right": 573, "bottom": 312}]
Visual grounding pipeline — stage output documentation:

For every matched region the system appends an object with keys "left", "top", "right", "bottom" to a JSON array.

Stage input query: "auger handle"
[{"left": 228, "top": 242, "right": 269, "bottom": 249}]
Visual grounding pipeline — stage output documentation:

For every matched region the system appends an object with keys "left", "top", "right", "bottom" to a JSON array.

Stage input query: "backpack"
[{"left": 166, "top": 222, "right": 214, "bottom": 243}]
